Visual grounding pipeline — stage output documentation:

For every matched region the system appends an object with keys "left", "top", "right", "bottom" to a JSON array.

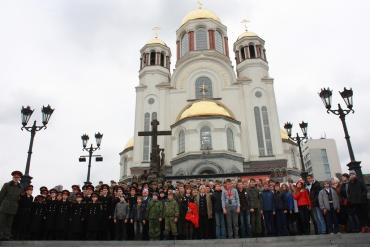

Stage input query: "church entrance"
[{"left": 199, "top": 169, "right": 216, "bottom": 175}]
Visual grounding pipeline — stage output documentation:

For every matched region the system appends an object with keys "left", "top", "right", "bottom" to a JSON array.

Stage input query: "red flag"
[{"left": 185, "top": 201, "right": 199, "bottom": 228}]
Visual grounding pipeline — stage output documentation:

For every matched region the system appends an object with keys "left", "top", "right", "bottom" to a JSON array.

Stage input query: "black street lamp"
[
  {"left": 284, "top": 121, "right": 309, "bottom": 181},
  {"left": 319, "top": 87, "right": 363, "bottom": 182},
  {"left": 21, "top": 105, "right": 54, "bottom": 188},
  {"left": 79, "top": 132, "right": 103, "bottom": 185}
]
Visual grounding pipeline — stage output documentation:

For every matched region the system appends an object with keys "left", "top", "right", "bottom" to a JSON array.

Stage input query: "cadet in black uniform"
[
  {"left": 85, "top": 192, "right": 102, "bottom": 240},
  {"left": 99, "top": 184, "right": 112, "bottom": 240},
  {"left": 69, "top": 192, "right": 85, "bottom": 240},
  {"left": 13, "top": 185, "right": 34, "bottom": 240},
  {"left": 44, "top": 188, "right": 58, "bottom": 240},
  {"left": 30, "top": 195, "right": 46, "bottom": 240},
  {"left": 55, "top": 190, "right": 70, "bottom": 240}
]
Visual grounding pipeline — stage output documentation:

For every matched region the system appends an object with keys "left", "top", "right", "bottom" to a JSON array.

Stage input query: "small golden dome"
[
  {"left": 237, "top": 31, "right": 258, "bottom": 40},
  {"left": 146, "top": 37, "right": 167, "bottom": 46},
  {"left": 280, "top": 129, "right": 289, "bottom": 140},
  {"left": 177, "top": 100, "right": 234, "bottom": 121},
  {"left": 181, "top": 8, "right": 221, "bottom": 25},
  {"left": 124, "top": 137, "right": 134, "bottom": 150}
]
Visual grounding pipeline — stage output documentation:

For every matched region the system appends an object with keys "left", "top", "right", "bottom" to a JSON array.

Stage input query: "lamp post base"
[
  {"left": 347, "top": 160, "right": 363, "bottom": 182},
  {"left": 20, "top": 174, "right": 33, "bottom": 189}
]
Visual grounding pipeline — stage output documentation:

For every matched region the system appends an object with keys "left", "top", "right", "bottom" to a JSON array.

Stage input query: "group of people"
[{"left": 0, "top": 169, "right": 369, "bottom": 241}]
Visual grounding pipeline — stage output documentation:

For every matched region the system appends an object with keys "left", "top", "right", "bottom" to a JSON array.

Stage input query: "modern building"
[
  {"left": 302, "top": 138, "right": 342, "bottom": 181},
  {"left": 119, "top": 4, "right": 302, "bottom": 181}
]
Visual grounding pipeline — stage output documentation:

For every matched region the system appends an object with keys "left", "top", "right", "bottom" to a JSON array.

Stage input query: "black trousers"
[
  {"left": 298, "top": 206, "right": 310, "bottom": 235},
  {"left": 115, "top": 219, "right": 127, "bottom": 240}
]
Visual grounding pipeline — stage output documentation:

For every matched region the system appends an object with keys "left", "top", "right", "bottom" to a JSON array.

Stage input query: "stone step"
[{"left": 1, "top": 233, "right": 370, "bottom": 247}]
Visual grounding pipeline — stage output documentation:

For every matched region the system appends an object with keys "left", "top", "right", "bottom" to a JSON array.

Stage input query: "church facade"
[{"left": 119, "top": 6, "right": 301, "bottom": 180}]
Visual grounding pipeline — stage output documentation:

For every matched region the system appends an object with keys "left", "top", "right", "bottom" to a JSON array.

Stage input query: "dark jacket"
[
  {"left": 69, "top": 202, "right": 85, "bottom": 233},
  {"left": 30, "top": 201, "right": 46, "bottom": 234},
  {"left": 211, "top": 190, "right": 223, "bottom": 213},
  {"left": 246, "top": 187, "right": 261, "bottom": 209},
  {"left": 44, "top": 198, "right": 58, "bottom": 231},
  {"left": 85, "top": 202, "right": 102, "bottom": 231},
  {"left": 348, "top": 178, "right": 368, "bottom": 204},
  {"left": 237, "top": 188, "right": 250, "bottom": 211},
  {"left": 0, "top": 181, "right": 22, "bottom": 215},
  {"left": 261, "top": 190, "right": 275, "bottom": 211},
  {"left": 308, "top": 180, "right": 322, "bottom": 207},
  {"left": 55, "top": 200, "right": 70, "bottom": 231},
  {"left": 274, "top": 191, "right": 288, "bottom": 211}
]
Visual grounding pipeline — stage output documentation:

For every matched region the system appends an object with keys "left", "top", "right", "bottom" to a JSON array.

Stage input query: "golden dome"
[
  {"left": 124, "top": 137, "right": 134, "bottom": 150},
  {"left": 177, "top": 100, "right": 234, "bottom": 121},
  {"left": 280, "top": 129, "right": 289, "bottom": 140},
  {"left": 237, "top": 31, "right": 258, "bottom": 40},
  {"left": 181, "top": 8, "right": 221, "bottom": 25},
  {"left": 146, "top": 37, "right": 167, "bottom": 46}
]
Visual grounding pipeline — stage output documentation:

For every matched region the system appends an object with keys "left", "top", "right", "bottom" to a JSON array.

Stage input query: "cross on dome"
[
  {"left": 197, "top": 0, "right": 204, "bottom": 9},
  {"left": 241, "top": 19, "right": 250, "bottom": 32},
  {"left": 152, "top": 26, "right": 161, "bottom": 38}
]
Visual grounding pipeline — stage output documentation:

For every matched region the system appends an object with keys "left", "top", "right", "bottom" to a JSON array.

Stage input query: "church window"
[
  {"left": 143, "top": 113, "right": 150, "bottom": 161},
  {"left": 226, "top": 128, "right": 235, "bottom": 151},
  {"left": 200, "top": 126, "right": 212, "bottom": 150},
  {"left": 249, "top": 44, "right": 256, "bottom": 58},
  {"left": 195, "top": 76, "right": 213, "bottom": 99},
  {"left": 148, "top": 98, "right": 155, "bottom": 105},
  {"left": 178, "top": 130, "right": 185, "bottom": 154},
  {"left": 215, "top": 31, "right": 224, "bottom": 53},
  {"left": 150, "top": 51, "right": 156, "bottom": 65},
  {"left": 254, "top": 107, "right": 265, "bottom": 156},
  {"left": 195, "top": 28, "right": 207, "bottom": 50},
  {"left": 123, "top": 157, "right": 127, "bottom": 176},
  {"left": 181, "top": 33, "right": 189, "bottom": 56},
  {"left": 240, "top": 47, "right": 246, "bottom": 60},
  {"left": 160, "top": 52, "right": 165, "bottom": 66},
  {"left": 262, "top": 106, "right": 273, "bottom": 155},
  {"left": 255, "top": 91, "right": 262, "bottom": 98}
]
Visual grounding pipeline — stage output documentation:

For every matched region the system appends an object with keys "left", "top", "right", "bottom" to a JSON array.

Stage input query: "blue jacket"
[{"left": 261, "top": 190, "right": 275, "bottom": 211}]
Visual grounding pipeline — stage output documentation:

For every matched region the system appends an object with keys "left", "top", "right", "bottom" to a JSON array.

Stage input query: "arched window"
[
  {"left": 240, "top": 47, "right": 246, "bottom": 60},
  {"left": 226, "top": 128, "right": 235, "bottom": 151},
  {"left": 249, "top": 44, "right": 256, "bottom": 58},
  {"left": 254, "top": 107, "right": 265, "bottom": 156},
  {"left": 143, "top": 113, "right": 150, "bottom": 160},
  {"left": 151, "top": 112, "right": 157, "bottom": 120},
  {"left": 150, "top": 51, "right": 156, "bottom": 65},
  {"left": 178, "top": 130, "right": 185, "bottom": 154},
  {"left": 195, "top": 28, "right": 207, "bottom": 50},
  {"left": 123, "top": 157, "right": 127, "bottom": 176},
  {"left": 160, "top": 53, "right": 165, "bottom": 66},
  {"left": 181, "top": 33, "right": 189, "bottom": 56},
  {"left": 261, "top": 106, "right": 273, "bottom": 155},
  {"left": 215, "top": 31, "right": 224, "bottom": 53},
  {"left": 200, "top": 126, "right": 212, "bottom": 150},
  {"left": 195, "top": 76, "right": 213, "bottom": 99}
]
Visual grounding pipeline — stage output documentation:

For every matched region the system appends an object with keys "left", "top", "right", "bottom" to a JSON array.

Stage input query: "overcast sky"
[{"left": 1, "top": 0, "right": 369, "bottom": 190}]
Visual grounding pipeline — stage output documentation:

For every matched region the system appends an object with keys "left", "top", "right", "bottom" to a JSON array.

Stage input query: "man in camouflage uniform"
[
  {"left": 163, "top": 190, "right": 179, "bottom": 240},
  {"left": 146, "top": 192, "right": 163, "bottom": 240}
]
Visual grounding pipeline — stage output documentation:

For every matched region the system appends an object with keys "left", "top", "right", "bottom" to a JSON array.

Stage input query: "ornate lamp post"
[
  {"left": 21, "top": 105, "right": 54, "bottom": 188},
  {"left": 284, "top": 121, "right": 309, "bottom": 181},
  {"left": 79, "top": 132, "right": 103, "bottom": 185},
  {"left": 319, "top": 87, "right": 363, "bottom": 182}
]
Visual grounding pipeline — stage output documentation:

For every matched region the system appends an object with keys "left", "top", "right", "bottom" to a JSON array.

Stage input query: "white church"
[{"left": 119, "top": 5, "right": 301, "bottom": 181}]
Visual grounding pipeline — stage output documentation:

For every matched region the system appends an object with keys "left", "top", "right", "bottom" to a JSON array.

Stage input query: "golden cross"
[
  {"left": 241, "top": 19, "right": 250, "bottom": 31},
  {"left": 197, "top": 0, "right": 204, "bottom": 9},
  {"left": 152, "top": 26, "right": 160, "bottom": 38}
]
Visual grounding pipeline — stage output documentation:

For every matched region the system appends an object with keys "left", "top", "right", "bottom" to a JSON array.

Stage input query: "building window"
[
  {"left": 241, "top": 47, "right": 246, "bottom": 60},
  {"left": 196, "top": 28, "right": 207, "bottom": 50},
  {"left": 226, "top": 128, "right": 235, "bottom": 151},
  {"left": 195, "top": 76, "right": 213, "bottom": 99},
  {"left": 181, "top": 33, "right": 189, "bottom": 56},
  {"left": 261, "top": 106, "right": 273, "bottom": 155},
  {"left": 200, "top": 126, "right": 212, "bottom": 150},
  {"left": 254, "top": 107, "right": 265, "bottom": 156},
  {"left": 160, "top": 53, "right": 165, "bottom": 66},
  {"left": 150, "top": 51, "right": 156, "bottom": 65},
  {"left": 143, "top": 113, "right": 150, "bottom": 161},
  {"left": 215, "top": 31, "right": 224, "bottom": 53},
  {"left": 178, "top": 130, "right": 185, "bottom": 154},
  {"left": 249, "top": 44, "right": 256, "bottom": 58},
  {"left": 123, "top": 157, "right": 127, "bottom": 176},
  {"left": 321, "top": 149, "right": 331, "bottom": 176}
]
